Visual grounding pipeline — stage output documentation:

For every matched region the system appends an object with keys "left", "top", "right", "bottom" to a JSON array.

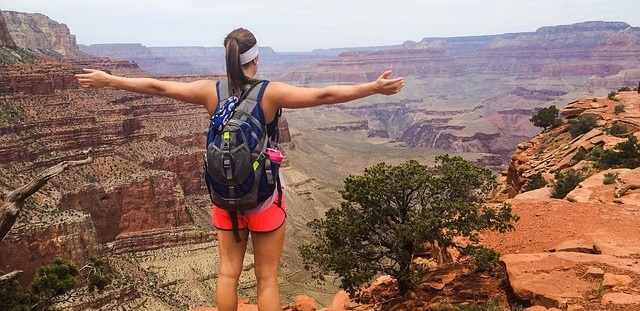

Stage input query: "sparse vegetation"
[
  {"left": 551, "top": 169, "right": 586, "bottom": 199},
  {"left": 523, "top": 172, "right": 547, "bottom": 192},
  {"left": 454, "top": 297, "right": 509, "bottom": 311},
  {"left": 614, "top": 104, "right": 626, "bottom": 115},
  {"left": 82, "top": 256, "right": 114, "bottom": 293},
  {"left": 592, "top": 282, "right": 605, "bottom": 299},
  {"left": 0, "top": 47, "right": 36, "bottom": 64},
  {"left": 468, "top": 246, "right": 500, "bottom": 273},
  {"left": 618, "top": 86, "right": 631, "bottom": 92},
  {"left": 570, "top": 148, "right": 587, "bottom": 165},
  {"left": 300, "top": 157, "right": 519, "bottom": 297},
  {"left": 592, "top": 97, "right": 598, "bottom": 102},
  {"left": 595, "top": 135, "right": 640, "bottom": 169},
  {"left": 607, "top": 123, "right": 627, "bottom": 136},
  {"left": 529, "top": 105, "right": 562, "bottom": 132},
  {"left": 603, "top": 172, "right": 619, "bottom": 185},
  {"left": 567, "top": 114, "right": 599, "bottom": 138},
  {"left": 0, "top": 257, "right": 113, "bottom": 311},
  {"left": 608, "top": 91, "right": 618, "bottom": 100}
]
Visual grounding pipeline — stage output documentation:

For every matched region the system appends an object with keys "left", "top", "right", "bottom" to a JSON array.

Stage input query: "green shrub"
[
  {"left": 468, "top": 246, "right": 500, "bottom": 273},
  {"left": 607, "top": 123, "right": 627, "bottom": 136},
  {"left": 596, "top": 136, "right": 640, "bottom": 169},
  {"left": 603, "top": 172, "right": 619, "bottom": 185},
  {"left": 551, "top": 169, "right": 585, "bottom": 199},
  {"left": 592, "top": 98, "right": 598, "bottom": 102},
  {"left": 587, "top": 145, "right": 605, "bottom": 161},
  {"left": 0, "top": 275, "right": 29, "bottom": 311},
  {"left": 0, "top": 257, "right": 114, "bottom": 311},
  {"left": 614, "top": 104, "right": 626, "bottom": 115},
  {"left": 523, "top": 172, "right": 548, "bottom": 192},
  {"left": 608, "top": 91, "right": 618, "bottom": 100},
  {"left": 618, "top": 86, "right": 631, "bottom": 92},
  {"left": 570, "top": 148, "right": 587, "bottom": 165},
  {"left": 568, "top": 114, "right": 599, "bottom": 138},
  {"left": 85, "top": 256, "right": 114, "bottom": 292}
]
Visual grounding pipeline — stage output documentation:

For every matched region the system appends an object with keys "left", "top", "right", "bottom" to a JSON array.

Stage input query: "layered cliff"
[
  {"left": 0, "top": 56, "right": 293, "bottom": 294},
  {"left": 60, "top": 21, "right": 640, "bottom": 165},
  {"left": 0, "top": 10, "right": 17, "bottom": 47},
  {"left": 0, "top": 10, "right": 90, "bottom": 60}
]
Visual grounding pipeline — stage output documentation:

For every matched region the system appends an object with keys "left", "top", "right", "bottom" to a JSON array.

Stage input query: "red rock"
[
  {"left": 601, "top": 293, "right": 640, "bottom": 305},
  {"left": 325, "top": 290, "right": 352, "bottom": 311},
  {"left": 294, "top": 295, "right": 316, "bottom": 311},
  {"left": 602, "top": 273, "right": 633, "bottom": 288}
]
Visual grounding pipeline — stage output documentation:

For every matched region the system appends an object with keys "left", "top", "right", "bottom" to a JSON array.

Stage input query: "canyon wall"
[
  {"left": 0, "top": 10, "right": 17, "bottom": 47},
  {"left": 0, "top": 10, "right": 90, "bottom": 60},
  {"left": 76, "top": 21, "right": 640, "bottom": 165}
]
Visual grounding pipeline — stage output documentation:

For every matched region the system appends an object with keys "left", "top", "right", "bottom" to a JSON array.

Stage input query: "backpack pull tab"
[{"left": 223, "top": 158, "right": 233, "bottom": 180}]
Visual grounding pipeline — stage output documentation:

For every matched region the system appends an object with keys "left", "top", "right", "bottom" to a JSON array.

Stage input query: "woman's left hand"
[{"left": 374, "top": 70, "right": 405, "bottom": 95}]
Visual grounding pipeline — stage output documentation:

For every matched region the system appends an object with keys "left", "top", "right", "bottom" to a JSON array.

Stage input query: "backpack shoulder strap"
[
  {"left": 216, "top": 80, "right": 230, "bottom": 105},
  {"left": 241, "top": 80, "right": 269, "bottom": 104},
  {"left": 216, "top": 80, "right": 268, "bottom": 106}
]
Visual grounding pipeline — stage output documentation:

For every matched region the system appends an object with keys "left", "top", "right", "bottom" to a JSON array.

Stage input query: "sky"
[{"left": 3, "top": 0, "right": 640, "bottom": 52}]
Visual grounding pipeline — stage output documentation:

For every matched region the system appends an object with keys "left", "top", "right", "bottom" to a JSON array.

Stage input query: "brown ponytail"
[{"left": 224, "top": 28, "right": 257, "bottom": 96}]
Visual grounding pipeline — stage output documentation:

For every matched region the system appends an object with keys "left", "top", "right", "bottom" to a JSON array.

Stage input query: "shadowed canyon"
[{"left": 1, "top": 9, "right": 640, "bottom": 311}]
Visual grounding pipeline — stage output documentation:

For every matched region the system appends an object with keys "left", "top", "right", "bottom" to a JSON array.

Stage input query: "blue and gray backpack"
[{"left": 204, "top": 79, "right": 282, "bottom": 242}]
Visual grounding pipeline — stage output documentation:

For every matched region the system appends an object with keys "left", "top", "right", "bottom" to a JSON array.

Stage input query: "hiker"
[{"left": 75, "top": 27, "right": 404, "bottom": 311}]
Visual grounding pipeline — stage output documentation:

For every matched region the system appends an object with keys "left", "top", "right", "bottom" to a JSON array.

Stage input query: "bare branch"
[
  {"left": 0, "top": 149, "right": 93, "bottom": 241},
  {"left": 0, "top": 270, "right": 23, "bottom": 286},
  {"left": 614, "top": 176, "right": 640, "bottom": 198}
]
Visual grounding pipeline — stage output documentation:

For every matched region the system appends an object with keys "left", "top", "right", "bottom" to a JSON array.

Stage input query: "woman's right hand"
[{"left": 75, "top": 68, "right": 112, "bottom": 89}]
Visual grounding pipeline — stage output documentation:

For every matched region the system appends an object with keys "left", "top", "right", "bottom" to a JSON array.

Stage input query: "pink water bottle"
[{"left": 266, "top": 148, "right": 283, "bottom": 163}]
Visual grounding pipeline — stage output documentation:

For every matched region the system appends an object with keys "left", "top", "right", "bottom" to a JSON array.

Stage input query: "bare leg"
[
  {"left": 251, "top": 223, "right": 286, "bottom": 311},
  {"left": 216, "top": 229, "right": 249, "bottom": 311}
]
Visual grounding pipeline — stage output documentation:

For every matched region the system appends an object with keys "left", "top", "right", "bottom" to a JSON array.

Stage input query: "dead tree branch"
[
  {"left": 613, "top": 176, "right": 640, "bottom": 198},
  {"left": 0, "top": 269, "right": 23, "bottom": 286},
  {"left": 0, "top": 148, "right": 93, "bottom": 241},
  {"left": 0, "top": 148, "right": 93, "bottom": 287}
]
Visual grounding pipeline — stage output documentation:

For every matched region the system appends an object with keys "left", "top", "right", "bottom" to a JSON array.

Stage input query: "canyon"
[{"left": 1, "top": 9, "right": 640, "bottom": 310}]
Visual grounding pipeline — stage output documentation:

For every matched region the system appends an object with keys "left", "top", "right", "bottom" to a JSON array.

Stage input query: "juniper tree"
[
  {"left": 530, "top": 105, "right": 562, "bottom": 132},
  {"left": 300, "top": 156, "right": 518, "bottom": 297}
]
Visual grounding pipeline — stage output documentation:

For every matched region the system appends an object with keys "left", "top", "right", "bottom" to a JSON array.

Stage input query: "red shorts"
[{"left": 212, "top": 196, "right": 286, "bottom": 233}]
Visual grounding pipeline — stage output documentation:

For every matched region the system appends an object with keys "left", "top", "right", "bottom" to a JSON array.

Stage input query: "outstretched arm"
[
  {"left": 264, "top": 70, "right": 404, "bottom": 110},
  {"left": 75, "top": 68, "right": 217, "bottom": 107}
]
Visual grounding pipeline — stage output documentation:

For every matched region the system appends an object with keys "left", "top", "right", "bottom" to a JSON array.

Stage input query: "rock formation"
[
  {"left": 0, "top": 10, "right": 17, "bottom": 48},
  {"left": 0, "top": 10, "right": 90, "bottom": 60},
  {"left": 505, "top": 91, "right": 640, "bottom": 197}
]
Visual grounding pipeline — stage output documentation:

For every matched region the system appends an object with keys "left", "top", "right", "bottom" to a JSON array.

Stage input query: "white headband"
[{"left": 239, "top": 44, "right": 259, "bottom": 65}]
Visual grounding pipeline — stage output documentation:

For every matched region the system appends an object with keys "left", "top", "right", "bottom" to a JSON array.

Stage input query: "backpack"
[{"left": 204, "top": 79, "right": 282, "bottom": 242}]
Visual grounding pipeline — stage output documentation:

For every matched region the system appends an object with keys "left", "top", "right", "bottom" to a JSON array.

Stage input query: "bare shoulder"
[
  {"left": 190, "top": 79, "right": 218, "bottom": 92},
  {"left": 185, "top": 79, "right": 219, "bottom": 114}
]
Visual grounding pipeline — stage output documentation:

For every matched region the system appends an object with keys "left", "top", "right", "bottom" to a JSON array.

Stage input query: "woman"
[{"left": 76, "top": 28, "right": 404, "bottom": 311}]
